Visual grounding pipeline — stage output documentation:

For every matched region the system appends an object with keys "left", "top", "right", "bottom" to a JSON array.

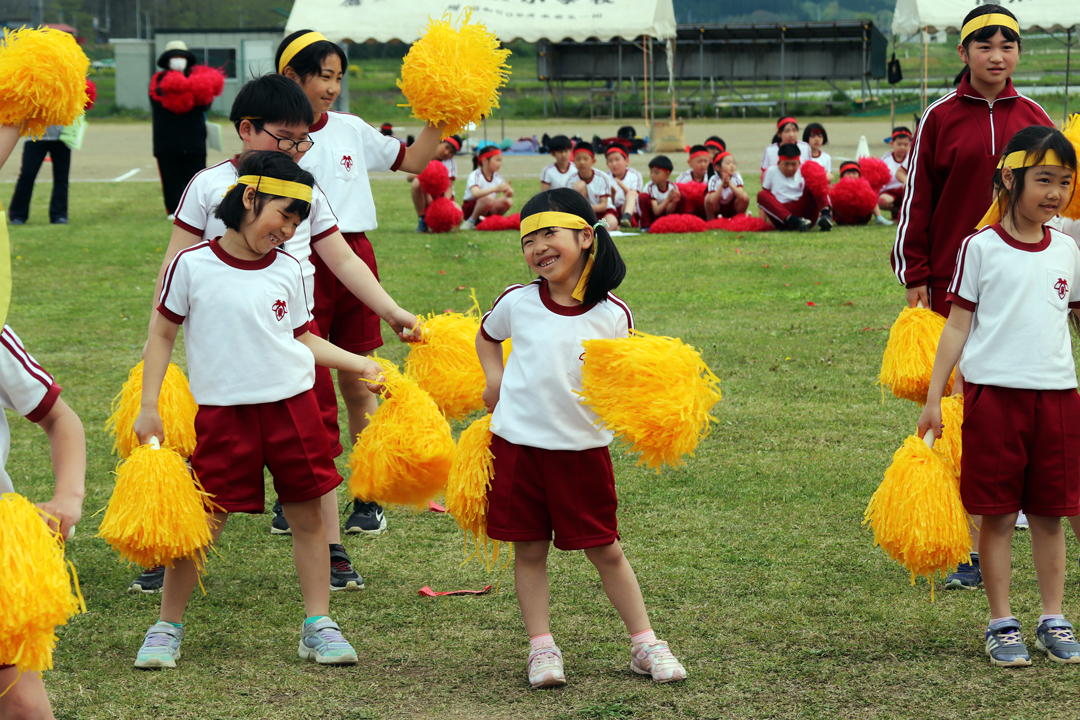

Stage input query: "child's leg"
[
  {"left": 583, "top": 541, "right": 650, "bottom": 635},
  {"left": 704, "top": 192, "right": 719, "bottom": 221},
  {"left": 410, "top": 178, "right": 427, "bottom": 216},
  {"left": 733, "top": 192, "right": 750, "bottom": 215},
  {"left": 338, "top": 369, "right": 378, "bottom": 449},
  {"left": 1028, "top": 514, "right": 1066, "bottom": 616},
  {"left": 469, "top": 196, "right": 493, "bottom": 222},
  {"left": 623, "top": 191, "right": 638, "bottom": 219},
  {"left": 0, "top": 668, "right": 54, "bottom": 720},
  {"left": 979, "top": 512, "right": 1018, "bottom": 619},
  {"left": 492, "top": 197, "right": 513, "bottom": 215},
  {"left": 160, "top": 512, "right": 228, "bottom": 623},
  {"left": 514, "top": 540, "right": 552, "bottom": 636},
  {"left": 282, "top": 498, "right": 331, "bottom": 618}
]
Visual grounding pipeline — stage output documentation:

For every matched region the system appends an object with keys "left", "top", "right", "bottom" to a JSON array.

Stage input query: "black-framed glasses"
[{"left": 259, "top": 126, "right": 314, "bottom": 153}]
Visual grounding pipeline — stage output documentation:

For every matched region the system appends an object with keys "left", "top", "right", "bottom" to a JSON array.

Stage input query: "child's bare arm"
[
  {"left": 476, "top": 330, "right": 505, "bottom": 412},
  {"left": 917, "top": 306, "right": 972, "bottom": 438},
  {"left": 133, "top": 317, "right": 180, "bottom": 446},
  {"left": 297, "top": 333, "right": 384, "bottom": 392},
  {"left": 592, "top": 196, "right": 609, "bottom": 216},
  {"left": 33, "top": 397, "right": 85, "bottom": 538},
  {"left": 0, "top": 125, "right": 20, "bottom": 171},
  {"left": 150, "top": 225, "right": 203, "bottom": 331},
  {"left": 398, "top": 123, "right": 445, "bottom": 174}
]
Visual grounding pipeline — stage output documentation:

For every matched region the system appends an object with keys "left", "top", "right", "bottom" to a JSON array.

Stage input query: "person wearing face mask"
[{"left": 150, "top": 41, "right": 223, "bottom": 219}]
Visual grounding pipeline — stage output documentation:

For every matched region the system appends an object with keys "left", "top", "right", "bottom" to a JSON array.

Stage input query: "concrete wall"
[{"left": 113, "top": 39, "right": 153, "bottom": 112}]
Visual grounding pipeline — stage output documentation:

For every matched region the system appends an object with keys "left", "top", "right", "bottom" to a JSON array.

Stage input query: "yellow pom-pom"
[
  {"left": 1063, "top": 114, "right": 1080, "bottom": 221},
  {"left": 444, "top": 414, "right": 511, "bottom": 569},
  {"left": 878, "top": 306, "right": 953, "bottom": 404},
  {"left": 937, "top": 394, "right": 964, "bottom": 480},
  {"left": 502, "top": 338, "right": 512, "bottom": 366},
  {"left": 578, "top": 331, "right": 721, "bottom": 471},
  {"left": 863, "top": 433, "right": 971, "bottom": 598},
  {"left": 397, "top": 9, "right": 511, "bottom": 139},
  {"left": 0, "top": 28, "right": 90, "bottom": 139},
  {"left": 105, "top": 361, "right": 198, "bottom": 459},
  {"left": 0, "top": 493, "right": 85, "bottom": 673},
  {"left": 97, "top": 441, "right": 220, "bottom": 572},
  {"left": 348, "top": 359, "right": 456, "bottom": 508},
  {"left": 405, "top": 308, "right": 485, "bottom": 421}
]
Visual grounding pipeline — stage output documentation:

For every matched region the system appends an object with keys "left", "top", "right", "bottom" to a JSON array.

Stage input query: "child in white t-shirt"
[
  {"left": 461, "top": 146, "right": 514, "bottom": 230},
  {"left": 639, "top": 155, "right": 680, "bottom": 229},
  {"left": 569, "top": 142, "right": 612, "bottom": 219},
  {"left": 476, "top": 187, "right": 686, "bottom": 689},
  {"left": 878, "top": 127, "right": 912, "bottom": 218},
  {"left": 761, "top": 117, "right": 811, "bottom": 179},
  {"left": 409, "top": 135, "right": 460, "bottom": 229},
  {"left": 803, "top": 123, "right": 833, "bottom": 181},
  {"left": 674, "top": 145, "right": 710, "bottom": 185},
  {"left": 602, "top": 145, "right": 643, "bottom": 230},
  {"left": 540, "top": 135, "right": 576, "bottom": 190},
  {"left": 704, "top": 151, "right": 748, "bottom": 220},
  {"left": 757, "top": 143, "right": 833, "bottom": 231}
]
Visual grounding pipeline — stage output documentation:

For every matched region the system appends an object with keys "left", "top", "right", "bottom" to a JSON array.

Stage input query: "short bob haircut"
[
  {"left": 214, "top": 150, "right": 315, "bottom": 232},
  {"left": 991, "top": 125, "right": 1077, "bottom": 229},
  {"left": 230, "top": 74, "right": 314, "bottom": 136},
  {"left": 802, "top": 123, "right": 828, "bottom": 145},
  {"left": 276, "top": 29, "right": 349, "bottom": 81}
]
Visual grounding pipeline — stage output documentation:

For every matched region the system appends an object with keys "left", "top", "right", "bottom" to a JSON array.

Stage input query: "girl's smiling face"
[
  {"left": 296, "top": 53, "right": 343, "bottom": 115},
  {"left": 1006, "top": 164, "right": 1074, "bottom": 227},
  {"left": 241, "top": 192, "right": 302, "bottom": 257},
  {"left": 521, "top": 225, "right": 594, "bottom": 289},
  {"left": 959, "top": 29, "right": 1019, "bottom": 88}
]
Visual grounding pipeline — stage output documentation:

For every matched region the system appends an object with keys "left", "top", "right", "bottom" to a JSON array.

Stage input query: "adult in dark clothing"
[
  {"left": 8, "top": 125, "right": 70, "bottom": 224},
  {"left": 150, "top": 41, "right": 223, "bottom": 217}
]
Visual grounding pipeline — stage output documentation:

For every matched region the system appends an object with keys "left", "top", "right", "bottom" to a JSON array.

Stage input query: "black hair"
[
  {"left": 803, "top": 123, "right": 828, "bottom": 144},
  {"left": 214, "top": 150, "right": 314, "bottom": 231},
  {"left": 520, "top": 189, "right": 625, "bottom": 307},
  {"left": 991, "top": 125, "right": 1077, "bottom": 229},
  {"left": 573, "top": 141, "right": 595, "bottom": 156},
  {"left": 954, "top": 5, "right": 1022, "bottom": 85},
  {"left": 688, "top": 144, "right": 708, "bottom": 156},
  {"left": 472, "top": 146, "right": 502, "bottom": 170},
  {"left": 230, "top": 74, "right": 314, "bottom": 136},
  {"left": 648, "top": 155, "right": 674, "bottom": 172},
  {"left": 548, "top": 135, "right": 573, "bottom": 152},
  {"left": 777, "top": 143, "right": 801, "bottom": 159},
  {"left": 892, "top": 126, "right": 913, "bottom": 140},
  {"left": 444, "top": 135, "right": 463, "bottom": 150},
  {"left": 839, "top": 160, "right": 861, "bottom": 176},
  {"left": 705, "top": 136, "right": 726, "bottom": 151},
  {"left": 275, "top": 30, "right": 348, "bottom": 81}
]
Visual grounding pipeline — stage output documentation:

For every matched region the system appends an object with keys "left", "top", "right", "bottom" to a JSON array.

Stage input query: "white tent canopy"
[
  {"left": 892, "top": 0, "right": 1079, "bottom": 37},
  {"left": 285, "top": 0, "right": 677, "bottom": 44}
]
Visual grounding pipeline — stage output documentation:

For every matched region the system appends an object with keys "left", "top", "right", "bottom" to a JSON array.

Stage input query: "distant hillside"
[{"left": 674, "top": 0, "right": 895, "bottom": 30}]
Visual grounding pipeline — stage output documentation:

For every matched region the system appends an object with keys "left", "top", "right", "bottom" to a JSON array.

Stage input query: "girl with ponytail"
[{"left": 474, "top": 188, "right": 686, "bottom": 689}]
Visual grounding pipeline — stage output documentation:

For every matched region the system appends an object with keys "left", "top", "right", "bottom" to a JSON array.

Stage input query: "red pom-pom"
[
  {"left": 505, "top": 213, "right": 521, "bottom": 229},
  {"left": 675, "top": 181, "right": 707, "bottom": 217},
  {"left": 187, "top": 65, "right": 225, "bottom": 107},
  {"left": 706, "top": 215, "right": 775, "bottom": 232},
  {"left": 830, "top": 177, "right": 878, "bottom": 225},
  {"left": 800, "top": 160, "right": 830, "bottom": 205},
  {"left": 648, "top": 214, "right": 707, "bottom": 234},
  {"left": 84, "top": 78, "right": 97, "bottom": 111},
  {"left": 151, "top": 70, "right": 195, "bottom": 115},
  {"left": 858, "top": 156, "right": 892, "bottom": 193},
  {"left": 477, "top": 215, "right": 516, "bottom": 231},
  {"left": 424, "top": 197, "right": 463, "bottom": 233},
  {"left": 417, "top": 160, "right": 451, "bottom": 197}
]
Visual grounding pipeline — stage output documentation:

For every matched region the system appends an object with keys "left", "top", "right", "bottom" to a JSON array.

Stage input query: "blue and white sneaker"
[
  {"left": 298, "top": 618, "right": 358, "bottom": 665},
  {"left": 134, "top": 621, "right": 183, "bottom": 669},
  {"left": 1035, "top": 618, "right": 1080, "bottom": 664},
  {"left": 985, "top": 618, "right": 1032, "bottom": 667},
  {"left": 944, "top": 554, "right": 981, "bottom": 590}
]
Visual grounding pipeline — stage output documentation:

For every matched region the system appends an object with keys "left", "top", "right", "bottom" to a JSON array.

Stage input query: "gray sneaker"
[
  {"left": 985, "top": 618, "right": 1032, "bottom": 667},
  {"left": 1036, "top": 618, "right": 1080, "bottom": 664},
  {"left": 298, "top": 617, "right": 358, "bottom": 665},
  {"left": 134, "top": 621, "right": 183, "bottom": 669}
]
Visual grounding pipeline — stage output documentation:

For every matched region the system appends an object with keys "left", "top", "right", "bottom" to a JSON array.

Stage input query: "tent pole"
[
  {"left": 1067, "top": 28, "right": 1073, "bottom": 123},
  {"left": 618, "top": 38, "right": 623, "bottom": 119},
  {"left": 699, "top": 28, "right": 704, "bottom": 118},
  {"left": 780, "top": 26, "right": 786, "bottom": 117},
  {"left": 922, "top": 26, "right": 928, "bottom": 113},
  {"left": 643, "top": 35, "right": 649, "bottom": 131},
  {"left": 670, "top": 39, "right": 676, "bottom": 122}
]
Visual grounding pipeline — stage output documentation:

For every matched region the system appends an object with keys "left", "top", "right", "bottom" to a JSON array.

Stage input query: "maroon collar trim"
[
  {"left": 992, "top": 222, "right": 1050, "bottom": 252},
  {"left": 309, "top": 113, "right": 329, "bottom": 133},
  {"left": 958, "top": 75, "right": 1019, "bottom": 102},
  {"left": 210, "top": 238, "right": 278, "bottom": 269},
  {"left": 539, "top": 279, "right": 594, "bottom": 316}
]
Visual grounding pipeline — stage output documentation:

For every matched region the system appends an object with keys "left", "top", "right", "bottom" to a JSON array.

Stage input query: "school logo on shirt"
[
  {"left": 1056, "top": 278, "right": 1069, "bottom": 300},
  {"left": 340, "top": 155, "right": 353, "bottom": 172},
  {"left": 272, "top": 299, "right": 288, "bottom": 321}
]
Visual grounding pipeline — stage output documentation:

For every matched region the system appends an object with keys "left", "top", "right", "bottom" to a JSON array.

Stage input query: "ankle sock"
[
  {"left": 989, "top": 616, "right": 1017, "bottom": 627},
  {"left": 630, "top": 629, "right": 657, "bottom": 645},
  {"left": 529, "top": 633, "right": 555, "bottom": 652},
  {"left": 165, "top": 621, "right": 182, "bottom": 629},
  {"left": 1039, "top": 614, "right": 1065, "bottom": 625},
  {"left": 305, "top": 616, "right": 328, "bottom": 627}
]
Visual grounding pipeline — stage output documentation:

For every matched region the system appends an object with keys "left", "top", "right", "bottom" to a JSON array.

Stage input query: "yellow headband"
[
  {"left": 520, "top": 212, "right": 604, "bottom": 302},
  {"left": 961, "top": 13, "right": 1020, "bottom": 44},
  {"left": 975, "top": 150, "right": 1072, "bottom": 229},
  {"left": 229, "top": 175, "right": 313, "bottom": 203},
  {"left": 278, "top": 31, "right": 329, "bottom": 74}
]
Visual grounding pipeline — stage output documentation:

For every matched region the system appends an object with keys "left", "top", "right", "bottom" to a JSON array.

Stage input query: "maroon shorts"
[
  {"left": 879, "top": 187, "right": 905, "bottom": 213},
  {"left": 312, "top": 232, "right": 383, "bottom": 354},
  {"left": 756, "top": 188, "right": 827, "bottom": 228},
  {"left": 486, "top": 434, "right": 619, "bottom": 550},
  {"left": 461, "top": 198, "right": 505, "bottom": 220},
  {"left": 191, "top": 390, "right": 342, "bottom": 513},
  {"left": 960, "top": 383, "right": 1080, "bottom": 516},
  {"left": 716, "top": 197, "right": 739, "bottom": 218},
  {"left": 309, "top": 320, "right": 343, "bottom": 457}
]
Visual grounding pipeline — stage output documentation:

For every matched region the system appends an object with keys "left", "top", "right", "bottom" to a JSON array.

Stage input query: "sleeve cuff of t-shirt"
[
  {"left": 479, "top": 324, "right": 503, "bottom": 343},
  {"left": 1070, "top": 300, "right": 1080, "bottom": 309},
  {"left": 945, "top": 292, "right": 976, "bottom": 311},
  {"left": 173, "top": 218, "right": 204, "bottom": 237},
  {"left": 390, "top": 142, "right": 407, "bottom": 173},
  {"left": 310, "top": 225, "right": 339, "bottom": 245},
  {"left": 25, "top": 382, "right": 61, "bottom": 423},
  {"left": 157, "top": 304, "right": 186, "bottom": 324},
  {"left": 293, "top": 320, "right": 312, "bottom": 338}
]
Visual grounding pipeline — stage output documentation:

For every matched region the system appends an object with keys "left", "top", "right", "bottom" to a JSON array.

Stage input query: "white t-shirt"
[
  {"left": 541, "top": 162, "right": 576, "bottom": 189},
  {"left": 0, "top": 326, "right": 62, "bottom": 495},
  {"left": 480, "top": 279, "right": 633, "bottom": 450},
  {"left": 299, "top": 112, "right": 406, "bottom": 234},
  {"left": 762, "top": 166, "right": 805, "bottom": 204},
  {"left": 674, "top": 169, "right": 708, "bottom": 185},
  {"left": 807, "top": 151, "right": 832, "bottom": 174},
  {"left": 173, "top": 159, "right": 338, "bottom": 313},
  {"left": 568, "top": 169, "right": 612, "bottom": 207},
  {"left": 641, "top": 180, "right": 676, "bottom": 215},
  {"left": 761, "top": 141, "right": 812, "bottom": 171},
  {"left": 464, "top": 168, "right": 507, "bottom": 203},
  {"left": 605, "top": 167, "right": 643, "bottom": 209},
  {"left": 881, "top": 150, "right": 906, "bottom": 193},
  {"left": 159, "top": 240, "right": 315, "bottom": 406},
  {"left": 707, "top": 171, "right": 745, "bottom": 203},
  {"left": 947, "top": 223, "right": 1080, "bottom": 390}
]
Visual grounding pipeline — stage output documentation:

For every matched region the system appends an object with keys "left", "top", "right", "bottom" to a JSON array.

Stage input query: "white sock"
[
  {"left": 1039, "top": 614, "right": 1065, "bottom": 625},
  {"left": 529, "top": 633, "right": 555, "bottom": 652},
  {"left": 630, "top": 629, "right": 657, "bottom": 645},
  {"left": 989, "top": 616, "right": 1017, "bottom": 626}
]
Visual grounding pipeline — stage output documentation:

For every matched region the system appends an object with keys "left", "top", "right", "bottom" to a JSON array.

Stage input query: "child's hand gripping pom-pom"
[
  {"left": 937, "top": 394, "right": 964, "bottom": 480},
  {"left": 1062, "top": 114, "right": 1080, "bottom": 221},
  {"left": 674, "top": 182, "right": 706, "bottom": 216},
  {"left": 105, "top": 361, "right": 198, "bottom": 459},
  {"left": 397, "top": 9, "right": 511, "bottom": 139},
  {"left": 878, "top": 306, "right": 954, "bottom": 404},
  {"left": 0, "top": 27, "right": 91, "bottom": 138},
  {"left": 348, "top": 359, "right": 456, "bottom": 507},
  {"left": 424, "top": 197, "right": 463, "bottom": 233},
  {"left": 857, "top": 156, "right": 892, "bottom": 193},
  {"left": 830, "top": 177, "right": 878, "bottom": 225},
  {"left": 404, "top": 294, "right": 485, "bottom": 420},
  {"left": 97, "top": 437, "right": 221, "bottom": 574},
  {"left": 799, "top": 159, "right": 830, "bottom": 205},
  {"left": 0, "top": 493, "right": 85, "bottom": 673},
  {"left": 577, "top": 331, "right": 722, "bottom": 471},
  {"left": 705, "top": 215, "right": 774, "bottom": 232},
  {"left": 863, "top": 431, "right": 971, "bottom": 599},
  {"left": 418, "top": 159, "right": 451, "bottom": 197},
  {"left": 648, "top": 214, "right": 707, "bottom": 234},
  {"left": 444, "top": 414, "right": 512, "bottom": 570}
]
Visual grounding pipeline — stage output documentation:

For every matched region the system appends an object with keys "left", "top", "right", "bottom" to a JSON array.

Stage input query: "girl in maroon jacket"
[{"left": 891, "top": 4, "right": 1053, "bottom": 316}]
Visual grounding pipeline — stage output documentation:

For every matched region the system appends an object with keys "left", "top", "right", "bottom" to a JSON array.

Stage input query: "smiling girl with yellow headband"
[{"left": 916, "top": 125, "right": 1080, "bottom": 668}]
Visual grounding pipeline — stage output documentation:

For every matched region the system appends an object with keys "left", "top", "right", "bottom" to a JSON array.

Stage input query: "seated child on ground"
[
  {"left": 704, "top": 136, "right": 726, "bottom": 180},
  {"left": 602, "top": 145, "right": 643, "bottom": 230},
  {"left": 638, "top": 156, "right": 680, "bottom": 230},
  {"left": 570, "top": 142, "right": 612, "bottom": 220},
  {"left": 757, "top": 143, "right": 833, "bottom": 232},
  {"left": 704, "top": 151, "right": 749, "bottom": 220},
  {"left": 879, "top": 127, "right": 912, "bottom": 218},
  {"left": 540, "top": 135, "right": 575, "bottom": 190},
  {"left": 761, "top": 117, "right": 811, "bottom": 179},
  {"left": 675, "top": 145, "right": 710, "bottom": 185},
  {"left": 836, "top": 161, "right": 892, "bottom": 226},
  {"left": 461, "top": 146, "right": 513, "bottom": 230},
  {"left": 410, "top": 135, "right": 461, "bottom": 232},
  {"left": 803, "top": 123, "right": 833, "bottom": 181}
]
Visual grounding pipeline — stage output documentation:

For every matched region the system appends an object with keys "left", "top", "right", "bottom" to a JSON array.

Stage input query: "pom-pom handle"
[{"left": 922, "top": 429, "right": 935, "bottom": 449}]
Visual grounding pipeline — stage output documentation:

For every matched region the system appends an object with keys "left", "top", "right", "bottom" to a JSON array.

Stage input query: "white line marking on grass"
[{"left": 111, "top": 168, "right": 142, "bottom": 182}]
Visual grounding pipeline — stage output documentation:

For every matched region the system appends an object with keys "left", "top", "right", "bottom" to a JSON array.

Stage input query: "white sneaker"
[
  {"left": 459, "top": 219, "right": 476, "bottom": 231},
  {"left": 631, "top": 640, "right": 687, "bottom": 683},
  {"left": 527, "top": 645, "right": 567, "bottom": 688},
  {"left": 167, "top": 214, "right": 176, "bottom": 221},
  {"left": 874, "top": 215, "right": 893, "bottom": 226},
  {"left": 1016, "top": 511, "right": 1029, "bottom": 530}
]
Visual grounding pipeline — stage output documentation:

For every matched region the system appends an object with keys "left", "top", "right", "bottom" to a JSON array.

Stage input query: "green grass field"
[{"left": 7, "top": 175, "right": 1080, "bottom": 719}]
